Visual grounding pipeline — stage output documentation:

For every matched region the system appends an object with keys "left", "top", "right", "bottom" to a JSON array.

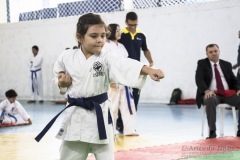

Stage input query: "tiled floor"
[{"left": 0, "top": 101, "right": 238, "bottom": 160}]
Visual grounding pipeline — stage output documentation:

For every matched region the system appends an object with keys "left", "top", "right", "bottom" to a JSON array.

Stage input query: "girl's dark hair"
[
  {"left": 5, "top": 89, "right": 17, "bottom": 98},
  {"left": 107, "top": 23, "right": 119, "bottom": 41},
  {"left": 76, "top": 13, "right": 107, "bottom": 47},
  {"left": 32, "top": 45, "right": 39, "bottom": 51}
]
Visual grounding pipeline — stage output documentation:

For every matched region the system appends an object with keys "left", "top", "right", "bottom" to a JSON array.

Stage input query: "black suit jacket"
[{"left": 195, "top": 58, "right": 240, "bottom": 108}]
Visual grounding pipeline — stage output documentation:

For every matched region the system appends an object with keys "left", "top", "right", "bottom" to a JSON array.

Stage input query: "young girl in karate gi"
[
  {"left": 52, "top": 13, "right": 164, "bottom": 160},
  {"left": 103, "top": 23, "right": 138, "bottom": 136},
  {"left": 0, "top": 89, "right": 32, "bottom": 125}
]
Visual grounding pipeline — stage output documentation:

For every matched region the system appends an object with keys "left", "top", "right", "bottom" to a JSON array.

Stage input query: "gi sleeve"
[
  {"left": 0, "top": 100, "right": 7, "bottom": 110},
  {"left": 107, "top": 53, "right": 147, "bottom": 89},
  {"left": 33, "top": 55, "right": 43, "bottom": 68},
  {"left": 53, "top": 51, "right": 68, "bottom": 94},
  {"left": 15, "top": 101, "right": 30, "bottom": 121}
]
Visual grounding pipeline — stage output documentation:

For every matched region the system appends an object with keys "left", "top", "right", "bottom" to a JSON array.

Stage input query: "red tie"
[{"left": 214, "top": 64, "right": 225, "bottom": 95}]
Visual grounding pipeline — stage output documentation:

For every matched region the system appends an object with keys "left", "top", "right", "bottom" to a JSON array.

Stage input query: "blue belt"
[
  {"left": 35, "top": 92, "right": 108, "bottom": 142},
  {"left": 8, "top": 113, "right": 18, "bottom": 122},
  {"left": 0, "top": 110, "right": 4, "bottom": 119},
  {"left": 125, "top": 86, "right": 134, "bottom": 115},
  {"left": 31, "top": 68, "right": 41, "bottom": 94},
  {"left": 0, "top": 111, "right": 17, "bottom": 122}
]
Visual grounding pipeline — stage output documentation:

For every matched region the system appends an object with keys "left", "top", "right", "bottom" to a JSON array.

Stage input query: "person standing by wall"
[
  {"left": 28, "top": 45, "right": 44, "bottom": 104},
  {"left": 119, "top": 11, "right": 154, "bottom": 110},
  {"left": 117, "top": 11, "right": 154, "bottom": 133},
  {"left": 103, "top": 23, "right": 139, "bottom": 136}
]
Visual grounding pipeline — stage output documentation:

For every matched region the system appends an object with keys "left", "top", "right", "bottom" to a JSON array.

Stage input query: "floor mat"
[
  {"left": 87, "top": 137, "right": 240, "bottom": 160},
  {"left": 51, "top": 100, "right": 67, "bottom": 104},
  {"left": 184, "top": 150, "right": 240, "bottom": 160},
  {"left": 0, "top": 122, "right": 31, "bottom": 128}
]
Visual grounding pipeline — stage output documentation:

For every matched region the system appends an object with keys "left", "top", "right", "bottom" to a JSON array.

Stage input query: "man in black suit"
[{"left": 195, "top": 43, "right": 240, "bottom": 139}]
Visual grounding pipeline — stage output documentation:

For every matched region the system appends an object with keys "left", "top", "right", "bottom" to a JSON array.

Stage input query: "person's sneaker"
[
  {"left": 237, "top": 131, "right": 240, "bottom": 137},
  {"left": 27, "top": 100, "right": 36, "bottom": 104},
  {"left": 39, "top": 100, "right": 44, "bottom": 104}
]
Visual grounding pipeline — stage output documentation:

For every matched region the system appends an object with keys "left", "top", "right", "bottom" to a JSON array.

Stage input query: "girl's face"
[
  {"left": 79, "top": 24, "right": 107, "bottom": 57},
  {"left": 115, "top": 26, "right": 121, "bottom": 40}
]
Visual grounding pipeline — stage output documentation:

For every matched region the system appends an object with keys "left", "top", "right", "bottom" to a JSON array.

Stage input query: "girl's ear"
[{"left": 76, "top": 33, "right": 82, "bottom": 43}]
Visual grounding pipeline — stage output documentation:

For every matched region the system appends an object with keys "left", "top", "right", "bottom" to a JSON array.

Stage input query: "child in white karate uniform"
[
  {"left": 28, "top": 45, "right": 44, "bottom": 104},
  {"left": 36, "top": 13, "right": 164, "bottom": 160},
  {"left": 0, "top": 89, "right": 32, "bottom": 125},
  {"left": 103, "top": 23, "right": 138, "bottom": 136}
]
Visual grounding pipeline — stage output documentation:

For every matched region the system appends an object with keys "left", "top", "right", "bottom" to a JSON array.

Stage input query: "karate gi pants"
[
  {"left": 59, "top": 124, "right": 114, "bottom": 160},
  {"left": 110, "top": 86, "right": 137, "bottom": 135},
  {"left": 30, "top": 70, "right": 43, "bottom": 101},
  {"left": 1, "top": 115, "right": 17, "bottom": 124}
]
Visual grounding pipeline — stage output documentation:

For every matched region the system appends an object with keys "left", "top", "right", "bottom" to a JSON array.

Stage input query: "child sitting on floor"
[{"left": 0, "top": 89, "right": 32, "bottom": 125}]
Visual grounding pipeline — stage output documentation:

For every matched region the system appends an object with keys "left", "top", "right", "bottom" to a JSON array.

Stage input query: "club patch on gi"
[
  {"left": 57, "top": 128, "right": 64, "bottom": 136},
  {"left": 93, "top": 61, "right": 104, "bottom": 77}
]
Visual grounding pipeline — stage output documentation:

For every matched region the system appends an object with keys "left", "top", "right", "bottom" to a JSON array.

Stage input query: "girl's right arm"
[
  {"left": 53, "top": 51, "right": 72, "bottom": 95},
  {"left": 58, "top": 72, "right": 72, "bottom": 88},
  {"left": 140, "top": 66, "right": 165, "bottom": 81}
]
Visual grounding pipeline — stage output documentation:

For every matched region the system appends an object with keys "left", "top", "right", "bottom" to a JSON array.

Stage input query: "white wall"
[
  {"left": 0, "top": 0, "right": 7, "bottom": 23},
  {"left": 0, "top": 0, "right": 240, "bottom": 103}
]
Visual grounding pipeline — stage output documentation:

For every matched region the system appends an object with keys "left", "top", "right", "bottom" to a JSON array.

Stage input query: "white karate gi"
[
  {"left": 0, "top": 99, "right": 30, "bottom": 124},
  {"left": 103, "top": 41, "right": 138, "bottom": 135},
  {"left": 53, "top": 48, "right": 146, "bottom": 160},
  {"left": 29, "top": 53, "right": 43, "bottom": 101}
]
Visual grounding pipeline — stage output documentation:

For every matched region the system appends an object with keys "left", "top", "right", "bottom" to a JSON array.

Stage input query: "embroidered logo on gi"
[
  {"left": 93, "top": 61, "right": 104, "bottom": 77},
  {"left": 57, "top": 128, "right": 64, "bottom": 136}
]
